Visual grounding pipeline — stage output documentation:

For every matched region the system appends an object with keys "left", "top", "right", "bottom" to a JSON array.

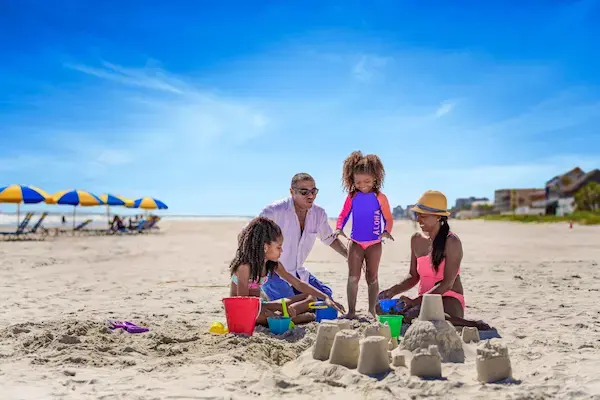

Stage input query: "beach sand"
[{"left": 1, "top": 219, "right": 599, "bottom": 399}]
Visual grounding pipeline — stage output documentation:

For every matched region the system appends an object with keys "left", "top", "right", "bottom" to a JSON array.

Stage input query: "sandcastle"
[
  {"left": 399, "top": 294, "right": 465, "bottom": 363},
  {"left": 476, "top": 340, "right": 512, "bottom": 383},
  {"left": 308, "top": 297, "right": 513, "bottom": 384},
  {"left": 312, "top": 321, "right": 340, "bottom": 361},
  {"left": 329, "top": 329, "right": 360, "bottom": 369},
  {"left": 409, "top": 345, "right": 442, "bottom": 378},
  {"left": 461, "top": 326, "right": 480, "bottom": 343},
  {"left": 312, "top": 320, "right": 392, "bottom": 376},
  {"left": 357, "top": 336, "right": 390, "bottom": 375}
]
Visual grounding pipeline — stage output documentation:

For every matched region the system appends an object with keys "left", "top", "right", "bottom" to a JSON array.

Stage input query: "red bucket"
[{"left": 222, "top": 297, "right": 261, "bottom": 336}]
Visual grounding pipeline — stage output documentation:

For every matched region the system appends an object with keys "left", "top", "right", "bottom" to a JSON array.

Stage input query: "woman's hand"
[
  {"left": 377, "top": 287, "right": 396, "bottom": 300},
  {"left": 326, "top": 297, "right": 346, "bottom": 314},
  {"left": 398, "top": 295, "right": 416, "bottom": 308}
]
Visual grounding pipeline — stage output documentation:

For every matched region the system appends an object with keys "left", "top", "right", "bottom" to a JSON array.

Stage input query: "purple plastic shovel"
[{"left": 107, "top": 319, "right": 150, "bottom": 334}]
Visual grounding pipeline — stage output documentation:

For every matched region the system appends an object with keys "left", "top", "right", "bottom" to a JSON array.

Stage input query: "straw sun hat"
[{"left": 411, "top": 190, "right": 450, "bottom": 217}]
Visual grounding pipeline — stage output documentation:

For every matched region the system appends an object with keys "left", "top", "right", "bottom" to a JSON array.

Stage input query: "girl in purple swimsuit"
[{"left": 331, "top": 151, "right": 394, "bottom": 319}]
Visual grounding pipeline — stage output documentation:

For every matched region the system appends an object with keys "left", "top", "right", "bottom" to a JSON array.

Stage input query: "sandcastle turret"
[
  {"left": 410, "top": 345, "right": 442, "bottom": 378},
  {"left": 476, "top": 340, "right": 512, "bottom": 383},
  {"left": 357, "top": 336, "right": 390, "bottom": 376},
  {"left": 329, "top": 329, "right": 360, "bottom": 369},
  {"left": 461, "top": 326, "right": 480, "bottom": 343},
  {"left": 399, "top": 294, "right": 465, "bottom": 363},
  {"left": 312, "top": 322, "right": 340, "bottom": 361}
]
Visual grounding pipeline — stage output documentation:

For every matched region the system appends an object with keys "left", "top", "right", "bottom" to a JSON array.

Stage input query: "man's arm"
[
  {"left": 329, "top": 238, "right": 348, "bottom": 259},
  {"left": 317, "top": 209, "right": 348, "bottom": 259}
]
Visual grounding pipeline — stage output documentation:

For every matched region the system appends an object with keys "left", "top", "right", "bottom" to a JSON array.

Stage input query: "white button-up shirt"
[{"left": 259, "top": 197, "right": 335, "bottom": 282}]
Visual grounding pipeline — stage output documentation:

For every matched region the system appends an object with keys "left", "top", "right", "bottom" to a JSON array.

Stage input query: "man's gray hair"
[{"left": 291, "top": 173, "right": 315, "bottom": 188}]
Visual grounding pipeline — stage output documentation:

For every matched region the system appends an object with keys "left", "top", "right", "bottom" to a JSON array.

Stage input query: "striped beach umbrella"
[
  {"left": 47, "top": 189, "right": 104, "bottom": 228},
  {"left": 99, "top": 194, "right": 134, "bottom": 207},
  {"left": 0, "top": 184, "right": 50, "bottom": 227},
  {"left": 133, "top": 197, "right": 168, "bottom": 210},
  {"left": 48, "top": 190, "right": 104, "bottom": 206},
  {"left": 99, "top": 194, "right": 134, "bottom": 226}
]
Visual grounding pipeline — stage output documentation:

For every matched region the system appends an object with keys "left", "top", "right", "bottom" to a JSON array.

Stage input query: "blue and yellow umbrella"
[
  {"left": 47, "top": 189, "right": 104, "bottom": 228},
  {"left": 0, "top": 184, "right": 50, "bottom": 227},
  {"left": 99, "top": 194, "right": 134, "bottom": 207},
  {"left": 99, "top": 194, "right": 134, "bottom": 225},
  {"left": 133, "top": 197, "right": 168, "bottom": 210}
]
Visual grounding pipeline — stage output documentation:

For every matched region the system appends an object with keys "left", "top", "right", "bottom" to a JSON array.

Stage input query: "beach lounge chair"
[
  {"left": 72, "top": 219, "right": 93, "bottom": 235},
  {"left": 0, "top": 212, "right": 34, "bottom": 240},
  {"left": 26, "top": 212, "right": 48, "bottom": 234}
]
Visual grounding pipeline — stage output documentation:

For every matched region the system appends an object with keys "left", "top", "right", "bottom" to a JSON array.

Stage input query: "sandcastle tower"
[
  {"left": 461, "top": 326, "right": 480, "bottom": 343},
  {"left": 357, "top": 336, "right": 390, "bottom": 376},
  {"left": 337, "top": 319, "right": 352, "bottom": 330},
  {"left": 364, "top": 321, "right": 392, "bottom": 341},
  {"left": 312, "top": 322, "right": 340, "bottom": 361},
  {"left": 399, "top": 294, "right": 465, "bottom": 363},
  {"left": 476, "top": 340, "right": 512, "bottom": 383},
  {"left": 329, "top": 329, "right": 360, "bottom": 369}
]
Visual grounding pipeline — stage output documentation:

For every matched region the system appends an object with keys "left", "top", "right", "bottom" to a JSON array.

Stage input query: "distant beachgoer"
[
  {"left": 378, "top": 190, "right": 491, "bottom": 330},
  {"left": 257, "top": 173, "right": 348, "bottom": 306},
  {"left": 330, "top": 151, "right": 394, "bottom": 319},
  {"left": 230, "top": 217, "right": 345, "bottom": 325},
  {"left": 61, "top": 215, "right": 66, "bottom": 225}
]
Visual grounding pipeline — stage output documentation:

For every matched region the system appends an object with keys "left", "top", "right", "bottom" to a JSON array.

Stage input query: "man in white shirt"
[{"left": 259, "top": 173, "right": 348, "bottom": 301}]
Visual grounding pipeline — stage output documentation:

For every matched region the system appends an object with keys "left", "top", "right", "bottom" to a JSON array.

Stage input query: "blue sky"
[{"left": 1, "top": 0, "right": 599, "bottom": 216}]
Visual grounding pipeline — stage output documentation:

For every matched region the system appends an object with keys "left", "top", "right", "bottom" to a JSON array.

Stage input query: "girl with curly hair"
[
  {"left": 230, "top": 216, "right": 345, "bottom": 325},
  {"left": 331, "top": 151, "right": 394, "bottom": 319}
]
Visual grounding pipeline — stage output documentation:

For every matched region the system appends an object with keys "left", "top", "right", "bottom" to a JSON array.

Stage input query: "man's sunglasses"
[{"left": 293, "top": 187, "right": 319, "bottom": 196}]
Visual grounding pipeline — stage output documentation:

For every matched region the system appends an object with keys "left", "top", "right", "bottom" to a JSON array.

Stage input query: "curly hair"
[
  {"left": 341, "top": 150, "right": 386, "bottom": 194},
  {"left": 230, "top": 217, "right": 282, "bottom": 283}
]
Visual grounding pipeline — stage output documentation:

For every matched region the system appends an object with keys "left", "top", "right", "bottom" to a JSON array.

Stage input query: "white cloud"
[
  {"left": 352, "top": 54, "right": 392, "bottom": 82},
  {"left": 63, "top": 61, "right": 270, "bottom": 157},
  {"left": 434, "top": 100, "right": 455, "bottom": 118},
  {"left": 65, "top": 61, "right": 187, "bottom": 94}
]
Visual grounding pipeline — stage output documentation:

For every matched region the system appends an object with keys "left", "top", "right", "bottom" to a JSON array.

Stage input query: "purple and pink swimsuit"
[{"left": 336, "top": 191, "right": 394, "bottom": 249}]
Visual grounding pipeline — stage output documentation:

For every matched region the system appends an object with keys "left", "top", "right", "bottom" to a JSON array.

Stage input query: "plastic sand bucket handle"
[{"left": 308, "top": 302, "right": 329, "bottom": 309}]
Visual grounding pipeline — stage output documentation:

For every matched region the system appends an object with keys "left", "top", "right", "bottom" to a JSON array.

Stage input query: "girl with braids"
[
  {"left": 378, "top": 190, "right": 492, "bottom": 330},
  {"left": 331, "top": 150, "right": 394, "bottom": 319},
  {"left": 230, "top": 217, "right": 345, "bottom": 325}
]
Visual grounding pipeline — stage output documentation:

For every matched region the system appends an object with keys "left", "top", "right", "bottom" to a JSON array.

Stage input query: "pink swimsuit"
[{"left": 416, "top": 253, "right": 466, "bottom": 310}]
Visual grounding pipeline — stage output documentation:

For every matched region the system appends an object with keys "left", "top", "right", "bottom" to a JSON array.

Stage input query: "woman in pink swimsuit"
[{"left": 378, "top": 190, "right": 491, "bottom": 330}]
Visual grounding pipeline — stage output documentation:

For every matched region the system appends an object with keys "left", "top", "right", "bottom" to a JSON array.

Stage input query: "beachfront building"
[
  {"left": 494, "top": 188, "right": 545, "bottom": 213},
  {"left": 535, "top": 167, "right": 600, "bottom": 215},
  {"left": 454, "top": 196, "right": 489, "bottom": 210}
]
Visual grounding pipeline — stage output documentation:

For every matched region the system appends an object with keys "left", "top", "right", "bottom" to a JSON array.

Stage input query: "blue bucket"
[
  {"left": 309, "top": 301, "right": 338, "bottom": 322},
  {"left": 267, "top": 317, "right": 291, "bottom": 335},
  {"left": 378, "top": 299, "right": 405, "bottom": 313}
]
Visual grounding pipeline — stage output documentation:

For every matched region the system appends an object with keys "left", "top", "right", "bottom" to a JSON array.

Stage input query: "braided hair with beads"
[{"left": 230, "top": 217, "right": 282, "bottom": 283}]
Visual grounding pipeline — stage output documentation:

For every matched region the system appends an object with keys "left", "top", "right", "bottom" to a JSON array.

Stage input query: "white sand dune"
[{"left": 1, "top": 219, "right": 599, "bottom": 399}]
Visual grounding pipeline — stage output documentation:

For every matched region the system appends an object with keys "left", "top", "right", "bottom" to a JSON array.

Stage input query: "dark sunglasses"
[{"left": 293, "top": 187, "right": 319, "bottom": 196}]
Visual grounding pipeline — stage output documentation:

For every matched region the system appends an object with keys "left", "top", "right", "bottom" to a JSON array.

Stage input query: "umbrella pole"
[
  {"left": 106, "top": 205, "right": 110, "bottom": 228},
  {"left": 73, "top": 206, "right": 76, "bottom": 229},
  {"left": 17, "top": 203, "right": 20, "bottom": 228}
]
